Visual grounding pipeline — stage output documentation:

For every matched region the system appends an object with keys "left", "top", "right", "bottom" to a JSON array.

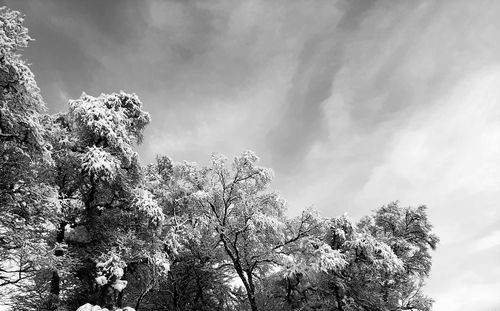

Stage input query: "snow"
[
  {"left": 112, "top": 280, "right": 128, "bottom": 292},
  {"left": 133, "top": 188, "right": 165, "bottom": 226},
  {"left": 95, "top": 276, "right": 107, "bottom": 286},
  {"left": 81, "top": 146, "right": 118, "bottom": 181},
  {"left": 76, "top": 304, "right": 136, "bottom": 311},
  {"left": 112, "top": 267, "right": 124, "bottom": 278}
]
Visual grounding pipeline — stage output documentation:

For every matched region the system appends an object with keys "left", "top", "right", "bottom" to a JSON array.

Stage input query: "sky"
[{"left": 3, "top": 0, "right": 500, "bottom": 310}]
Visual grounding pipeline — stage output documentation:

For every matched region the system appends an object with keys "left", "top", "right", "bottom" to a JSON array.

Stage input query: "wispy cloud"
[{"left": 473, "top": 230, "right": 500, "bottom": 252}]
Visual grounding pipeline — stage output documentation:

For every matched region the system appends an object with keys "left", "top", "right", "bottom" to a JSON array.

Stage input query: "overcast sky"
[{"left": 4, "top": 0, "right": 500, "bottom": 309}]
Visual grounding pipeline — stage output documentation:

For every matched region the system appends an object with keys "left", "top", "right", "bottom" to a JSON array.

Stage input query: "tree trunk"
[
  {"left": 48, "top": 271, "right": 60, "bottom": 310},
  {"left": 334, "top": 285, "right": 344, "bottom": 311},
  {"left": 99, "top": 284, "right": 117, "bottom": 309},
  {"left": 229, "top": 261, "right": 258, "bottom": 311},
  {"left": 48, "top": 221, "right": 66, "bottom": 310},
  {"left": 220, "top": 234, "right": 258, "bottom": 311},
  {"left": 135, "top": 279, "right": 153, "bottom": 311},
  {"left": 172, "top": 275, "right": 179, "bottom": 311},
  {"left": 245, "top": 270, "right": 258, "bottom": 311}
]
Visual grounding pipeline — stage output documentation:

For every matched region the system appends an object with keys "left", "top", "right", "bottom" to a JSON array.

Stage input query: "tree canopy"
[{"left": 0, "top": 6, "right": 439, "bottom": 311}]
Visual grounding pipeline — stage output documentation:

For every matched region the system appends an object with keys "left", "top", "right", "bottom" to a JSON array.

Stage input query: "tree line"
[{"left": 0, "top": 6, "right": 439, "bottom": 311}]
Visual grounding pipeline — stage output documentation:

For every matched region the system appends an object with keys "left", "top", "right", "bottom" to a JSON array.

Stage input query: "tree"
[
  {"left": 0, "top": 7, "right": 167, "bottom": 310},
  {"left": 0, "top": 6, "right": 59, "bottom": 307},
  {"left": 168, "top": 152, "right": 345, "bottom": 311},
  {"left": 261, "top": 203, "right": 438, "bottom": 311},
  {"left": 353, "top": 202, "right": 439, "bottom": 310},
  {"left": 38, "top": 92, "right": 167, "bottom": 310},
  {"left": 122, "top": 155, "right": 239, "bottom": 311}
]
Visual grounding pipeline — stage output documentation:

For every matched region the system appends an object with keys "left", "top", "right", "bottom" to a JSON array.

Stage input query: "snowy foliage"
[
  {"left": 69, "top": 92, "right": 150, "bottom": 166},
  {"left": 346, "top": 233, "right": 404, "bottom": 272},
  {"left": 0, "top": 6, "right": 46, "bottom": 155},
  {"left": 81, "top": 146, "right": 119, "bottom": 181},
  {"left": 95, "top": 254, "right": 128, "bottom": 292},
  {"left": 132, "top": 188, "right": 165, "bottom": 227},
  {"left": 0, "top": 8, "right": 60, "bottom": 308},
  {"left": 76, "top": 303, "right": 136, "bottom": 311},
  {"left": 0, "top": 7, "right": 30, "bottom": 53},
  {"left": 310, "top": 244, "right": 347, "bottom": 272}
]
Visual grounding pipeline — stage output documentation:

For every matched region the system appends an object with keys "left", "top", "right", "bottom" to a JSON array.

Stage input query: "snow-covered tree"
[
  {"left": 164, "top": 151, "right": 346, "bottom": 311},
  {"left": 260, "top": 203, "right": 438, "bottom": 311},
  {"left": 119, "top": 155, "right": 237, "bottom": 311},
  {"left": 0, "top": 7, "right": 60, "bottom": 309},
  {"left": 351, "top": 202, "right": 439, "bottom": 310},
  {"left": 40, "top": 91, "right": 167, "bottom": 310}
]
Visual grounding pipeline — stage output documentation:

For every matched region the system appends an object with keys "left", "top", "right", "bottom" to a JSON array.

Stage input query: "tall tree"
[
  {"left": 0, "top": 6, "right": 59, "bottom": 307},
  {"left": 169, "top": 152, "right": 345, "bottom": 311},
  {"left": 42, "top": 92, "right": 166, "bottom": 310},
  {"left": 124, "top": 155, "right": 238, "bottom": 311}
]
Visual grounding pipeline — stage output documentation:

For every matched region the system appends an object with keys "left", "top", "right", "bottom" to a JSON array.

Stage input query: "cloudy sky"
[{"left": 4, "top": 0, "right": 500, "bottom": 309}]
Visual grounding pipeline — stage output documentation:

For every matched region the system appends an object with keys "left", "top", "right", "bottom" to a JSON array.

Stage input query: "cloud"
[
  {"left": 433, "top": 271, "right": 500, "bottom": 311},
  {"left": 266, "top": 0, "right": 385, "bottom": 171},
  {"left": 473, "top": 230, "right": 500, "bottom": 252}
]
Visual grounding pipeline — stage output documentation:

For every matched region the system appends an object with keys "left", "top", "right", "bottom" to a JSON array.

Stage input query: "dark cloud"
[
  {"left": 30, "top": 0, "right": 148, "bottom": 43},
  {"left": 266, "top": 35, "right": 336, "bottom": 171},
  {"left": 25, "top": 21, "right": 100, "bottom": 111},
  {"left": 266, "top": 0, "right": 380, "bottom": 171},
  {"left": 2, "top": 0, "right": 148, "bottom": 110}
]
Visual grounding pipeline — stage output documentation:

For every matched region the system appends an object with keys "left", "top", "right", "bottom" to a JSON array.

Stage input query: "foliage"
[
  {"left": 0, "top": 7, "right": 59, "bottom": 309},
  {"left": 262, "top": 203, "right": 439, "bottom": 311},
  {"left": 39, "top": 91, "right": 166, "bottom": 311}
]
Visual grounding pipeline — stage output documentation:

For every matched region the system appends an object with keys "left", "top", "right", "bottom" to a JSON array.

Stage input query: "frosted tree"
[
  {"left": 261, "top": 203, "right": 438, "bottom": 311},
  {"left": 0, "top": 6, "right": 59, "bottom": 308},
  {"left": 0, "top": 6, "right": 166, "bottom": 310},
  {"left": 118, "top": 155, "right": 238, "bottom": 311},
  {"left": 296, "top": 203, "right": 438, "bottom": 311},
  {"left": 351, "top": 202, "right": 439, "bottom": 310},
  {"left": 41, "top": 92, "right": 166, "bottom": 310},
  {"left": 168, "top": 151, "right": 346, "bottom": 311},
  {"left": 326, "top": 213, "right": 406, "bottom": 311},
  {"left": 0, "top": 6, "right": 46, "bottom": 149}
]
